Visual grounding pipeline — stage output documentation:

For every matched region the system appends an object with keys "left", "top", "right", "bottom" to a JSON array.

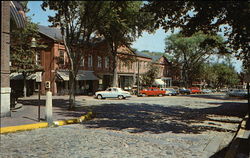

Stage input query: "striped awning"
[
  {"left": 10, "top": 1, "right": 26, "bottom": 28},
  {"left": 10, "top": 73, "right": 36, "bottom": 80},
  {"left": 57, "top": 70, "right": 99, "bottom": 81}
]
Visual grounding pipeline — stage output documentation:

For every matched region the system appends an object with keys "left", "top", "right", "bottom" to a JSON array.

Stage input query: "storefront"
[{"left": 56, "top": 70, "right": 99, "bottom": 95}]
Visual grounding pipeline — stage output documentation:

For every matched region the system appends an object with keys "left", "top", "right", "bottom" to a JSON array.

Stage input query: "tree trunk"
[
  {"left": 69, "top": 71, "right": 76, "bottom": 110},
  {"left": 112, "top": 55, "right": 118, "bottom": 87}
]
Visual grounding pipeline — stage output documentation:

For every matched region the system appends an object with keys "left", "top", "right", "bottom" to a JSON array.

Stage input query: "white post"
[{"left": 45, "top": 91, "right": 53, "bottom": 124}]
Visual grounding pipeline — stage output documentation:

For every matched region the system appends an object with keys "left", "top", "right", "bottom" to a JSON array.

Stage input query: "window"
[
  {"left": 59, "top": 50, "right": 65, "bottom": 65},
  {"left": 97, "top": 56, "right": 102, "bottom": 68},
  {"left": 105, "top": 57, "right": 109, "bottom": 68},
  {"left": 80, "top": 57, "right": 85, "bottom": 66},
  {"left": 88, "top": 55, "right": 92, "bottom": 67},
  {"left": 36, "top": 52, "right": 41, "bottom": 65}
]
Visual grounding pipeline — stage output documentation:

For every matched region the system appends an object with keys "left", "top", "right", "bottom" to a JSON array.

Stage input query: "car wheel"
[
  {"left": 159, "top": 94, "right": 163, "bottom": 97},
  {"left": 97, "top": 94, "right": 102, "bottom": 99},
  {"left": 142, "top": 93, "right": 146, "bottom": 97},
  {"left": 118, "top": 95, "right": 124, "bottom": 100}
]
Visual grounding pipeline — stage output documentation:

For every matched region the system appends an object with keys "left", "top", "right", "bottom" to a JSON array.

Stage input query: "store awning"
[
  {"left": 10, "top": 73, "right": 36, "bottom": 80},
  {"left": 57, "top": 70, "right": 99, "bottom": 81},
  {"left": 153, "top": 79, "right": 165, "bottom": 85}
]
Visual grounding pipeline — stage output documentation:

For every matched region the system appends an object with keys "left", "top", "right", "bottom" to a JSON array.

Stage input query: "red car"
[
  {"left": 189, "top": 87, "right": 202, "bottom": 94},
  {"left": 139, "top": 87, "right": 165, "bottom": 97}
]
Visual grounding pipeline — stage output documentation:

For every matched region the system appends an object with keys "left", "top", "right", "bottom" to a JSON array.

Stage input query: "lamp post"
[{"left": 31, "top": 37, "right": 42, "bottom": 122}]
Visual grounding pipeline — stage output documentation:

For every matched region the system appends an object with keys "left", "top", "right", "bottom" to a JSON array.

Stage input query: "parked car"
[
  {"left": 202, "top": 89, "right": 212, "bottom": 93},
  {"left": 95, "top": 87, "right": 131, "bottom": 99},
  {"left": 189, "top": 87, "right": 202, "bottom": 94},
  {"left": 179, "top": 88, "right": 191, "bottom": 95},
  {"left": 139, "top": 87, "right": 165, "bottom": 97},
  {"left": 160, "top": 88, "right": 178, "bottom": 96},
  {"left": 227, "top": 89, "right": 248, "bottom": 98}
]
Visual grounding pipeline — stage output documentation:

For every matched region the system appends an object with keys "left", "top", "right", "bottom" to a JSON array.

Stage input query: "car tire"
[
  {"left": 118, "top": 95, "right": 124, "bottom": 100},
  {"left": 97, "top": 94, "right": 102, "bottom": 99},
  {"left": 159, "top": 94, "right": 163, "bottom": 97}
]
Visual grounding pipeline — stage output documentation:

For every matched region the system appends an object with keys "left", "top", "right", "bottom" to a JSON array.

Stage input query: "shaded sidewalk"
[{"left": 0, "top": 95, "right": 93, "bottom": 127}]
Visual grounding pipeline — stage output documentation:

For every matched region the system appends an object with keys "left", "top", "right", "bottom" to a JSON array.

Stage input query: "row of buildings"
[{"left": 10, "top": 25, "right": 177, "bottom": 96}]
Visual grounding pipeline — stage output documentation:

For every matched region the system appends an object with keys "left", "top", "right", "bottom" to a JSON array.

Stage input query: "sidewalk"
[
  {"left": 224, "top": 115, "right": 250, "bottom": 158},
  {"left": 0, "top": 95, "right": 93, "bottom": 128}
]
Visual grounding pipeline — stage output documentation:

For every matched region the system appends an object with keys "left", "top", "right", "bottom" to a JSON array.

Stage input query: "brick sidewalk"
[{"left": 0, "top": 95, "right": 93, "bottom": 127}]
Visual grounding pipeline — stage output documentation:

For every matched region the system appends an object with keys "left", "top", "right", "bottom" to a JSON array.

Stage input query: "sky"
[{"left": 27, "top": 1, "right": 242, "bottom": 72}]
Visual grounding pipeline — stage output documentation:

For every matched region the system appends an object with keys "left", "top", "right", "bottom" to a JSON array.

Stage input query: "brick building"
[{"left": 10, "top": 25, "right": 173, "bottom": 96}]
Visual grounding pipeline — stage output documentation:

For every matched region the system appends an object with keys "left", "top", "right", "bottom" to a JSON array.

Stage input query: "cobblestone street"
[{"left": 0, "top": 94, "right": 248, "bottom": 157}]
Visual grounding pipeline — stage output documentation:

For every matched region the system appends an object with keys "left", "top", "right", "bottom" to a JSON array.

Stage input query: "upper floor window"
[
  {"left": 105, "top": 57, "right": 109, "bottom": 68},
  {"left": 80, "top": 57, "right": 85, "bottom": 66},
  {"left": 97, "top": 56, "right": 102, "bottom": 68},
  {"left": 36, "top": 52, "right": 41, "bottom": 65},
  {"left": 88, "top": 55, "right": 93, "bottom": 67},
  {"left": 59, "top": 50, "right": 65, "bottom": 65}
]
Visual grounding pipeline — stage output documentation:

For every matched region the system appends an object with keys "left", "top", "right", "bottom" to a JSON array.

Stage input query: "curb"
[
  {"left": 224, "top": 114, "right": 249, "bottom": 158},
  {"left": 0, "top": 112, "right": 93, "bottom": 134}
]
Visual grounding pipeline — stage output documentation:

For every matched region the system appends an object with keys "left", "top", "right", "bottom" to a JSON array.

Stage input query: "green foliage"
[
  {"left": 141, "top": 64, "right": 158, "bottom": 86},
  {"left": 95, "top": 1, "right": 155, "bottom": 86},
  {"left": 165, "top": 32, "right": 224, "bottom": 86},
  {"left": 199, "top": 63, "right": 239, "bottom": 88},
  {"left": 143, "top": 1, "right": 250, "bottom": 68},
  {"left": 10, "top": 18, "right": 44, "bottom": 73}
]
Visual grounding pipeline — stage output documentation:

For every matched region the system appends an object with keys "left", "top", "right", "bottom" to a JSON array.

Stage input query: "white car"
[{"left": 95, "top": 87, "right": 131, "bottom": 99}]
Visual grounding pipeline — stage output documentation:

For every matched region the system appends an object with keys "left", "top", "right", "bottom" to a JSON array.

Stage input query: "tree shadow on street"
[{"left": 81, "top": 101, "right": 247, "bottom": 134}]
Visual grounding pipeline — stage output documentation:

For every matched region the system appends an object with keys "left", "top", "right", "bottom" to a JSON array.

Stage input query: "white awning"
[
  {"left": 153, "top": 79, "right": 165, "bottom": 85},
  {"left": 10, "top": 73, "right": 36, "bottom": 80},
  {"left": 57, "top": 70, "right": 99, "bottom": 81}
]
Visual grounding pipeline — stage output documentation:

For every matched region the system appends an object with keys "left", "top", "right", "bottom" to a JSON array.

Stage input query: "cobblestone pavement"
[{"left": 0, "top": 94, "right": 248, "bottom": 158}]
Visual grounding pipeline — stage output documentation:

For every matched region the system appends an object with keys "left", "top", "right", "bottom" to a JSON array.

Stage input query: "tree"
[
  {"left": 10, "top": 17, "right": 45, "bottom": 97},
  {"left": 141, "top": 64, "right": 158, "bottom": 87},
  {"left": 212, "top": 63, "right": 239, "bottom": 88},
  {"left": 143, "top": 1, "right": 250, "bottom": 68},
  {"left": 41, "top": 1, "right": 111, "bottom": 109},
  {"left": 165, "top": 32, "right": 224, "bottom": 87},
  {"left": 96, "top": 1, "right": 154, "bottom": 87}
]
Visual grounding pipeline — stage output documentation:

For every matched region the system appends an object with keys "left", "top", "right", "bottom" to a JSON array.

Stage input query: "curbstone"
[{"left": 0, "top": 111, "right": 94, "bottom": 134}]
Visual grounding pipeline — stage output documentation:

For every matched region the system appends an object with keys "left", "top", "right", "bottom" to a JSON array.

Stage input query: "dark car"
[{"left": 179, "top": 88, "right": 191, "bottom": 95}]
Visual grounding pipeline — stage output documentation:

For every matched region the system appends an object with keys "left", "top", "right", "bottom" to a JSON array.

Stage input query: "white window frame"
[
  {"left": 80, "top": 57, "right": 85, "bottom": 66},
  {"left": 88, "top": 55, "right": 93, "bottom": 67},
  {"left": 97, "top": 56, "right": 102, "bottom": 68},
  {"left": 35, "top": 51, "right": 41, "bottom": 65},
  {"left": 59, "top": 50, "right": 65, "bottom": 65},
  {"left": 105, "top": 57, "right": 109, "bottom": 68}
]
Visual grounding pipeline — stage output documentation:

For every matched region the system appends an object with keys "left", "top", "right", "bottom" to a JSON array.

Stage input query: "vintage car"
[
  {"left": 139, "top": 87, "right": 165, "bottom": 97},
  {"left": 179, "top": 88, "right": 191, "bottom": 95},
  {"left": 160, "top": 88, "right": 178, "bottom": 96},
  {"left": 95, "top": 87, "right": 131, "bottom": 99},
  {"left": 201, "top": 89, "right": 212, "bottom": 93},
  {"left": 189, "top": 87, "right": 202, "bottom": 94},
  {"left": 227, "top": 89, "right": 248, "bottom": 98}
]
